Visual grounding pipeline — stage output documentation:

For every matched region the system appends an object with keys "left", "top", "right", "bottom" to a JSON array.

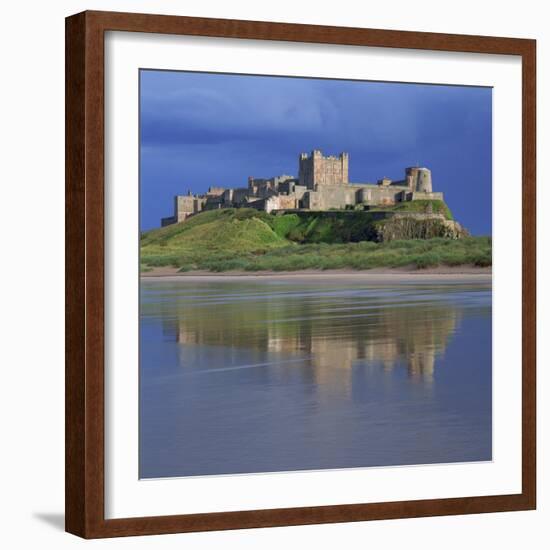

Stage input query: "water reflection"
[
  {"left": 157, "top": 283, "right": 465, "bottom": 388},
  {"left": 140, "top": 279, "right": 492, "bottom": 478}
]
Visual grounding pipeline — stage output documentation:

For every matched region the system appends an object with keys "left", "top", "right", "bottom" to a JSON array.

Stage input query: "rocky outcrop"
[{"left": 373, "top": 215, "right": 469, "bottom": 242}]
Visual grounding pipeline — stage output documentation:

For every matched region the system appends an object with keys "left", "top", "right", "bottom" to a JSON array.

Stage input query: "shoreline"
[{"left": 141, "top": 265, "right": 492, "bottom": 283}]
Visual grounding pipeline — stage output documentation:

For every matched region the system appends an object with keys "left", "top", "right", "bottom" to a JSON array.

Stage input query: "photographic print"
[
  {"left": 65, "top": 13, "right": 536, "bottom": 537},
  {"left": 138, "top": 69, "right": 492, "bottom": 479}
]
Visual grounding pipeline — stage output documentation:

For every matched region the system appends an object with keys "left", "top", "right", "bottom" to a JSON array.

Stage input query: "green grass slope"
[
  {"left": 267, "top": 199, "right": 454, "bottom": 244},
  {"left": 141, "top": 209, "right": 291, "bottom": 270},
  {"left": 267, "top": 212, "right": 376, "bottom": 244},
  {"left": 140, "top": 207, "right": 491, "bottom": 272},
  {"left": 371, "top": 199, "right": 454, "bottom": 220}
]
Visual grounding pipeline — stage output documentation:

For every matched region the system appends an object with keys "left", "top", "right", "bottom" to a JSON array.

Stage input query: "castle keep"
[
  {"left": 161, "top": 150, "right": 443, "bottom": 226},
  {"left": 299, "top": 150, "right": 349, "bottom": 188}
]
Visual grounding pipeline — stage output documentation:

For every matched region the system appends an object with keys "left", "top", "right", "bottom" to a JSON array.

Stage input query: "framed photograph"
[{"left": 65, "top": 10, "right": 536, "bottom": 538}]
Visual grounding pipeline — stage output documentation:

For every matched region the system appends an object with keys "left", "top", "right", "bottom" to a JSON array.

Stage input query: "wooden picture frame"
[{"left": 65, "top": 10, "right": 536, "bottom": 539}]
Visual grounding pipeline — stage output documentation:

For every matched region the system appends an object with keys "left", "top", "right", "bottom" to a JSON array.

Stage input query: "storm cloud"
[{"left": 140, "top": 70, "right": 492, "bottom": 234}]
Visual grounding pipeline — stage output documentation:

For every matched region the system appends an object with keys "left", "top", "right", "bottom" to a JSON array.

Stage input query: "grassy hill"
[
  {"left": 375, "top": 199, "right": 453, "bottom": 220},
  {"left": 257, "top": 200, "right": 457, "bottom": 244},
  {"left": 141, "top": 208, "right": 288, "bottom": 263},
  {"left": 141, "top": 207, "right": 491, "bottom": 272}
]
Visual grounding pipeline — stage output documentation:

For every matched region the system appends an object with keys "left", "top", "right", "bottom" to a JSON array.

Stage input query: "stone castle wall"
[{"left": 162, "top": 150, "right": 442, "bottom": 226}]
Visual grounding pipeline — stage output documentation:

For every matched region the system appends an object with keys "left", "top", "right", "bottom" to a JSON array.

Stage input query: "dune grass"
[{"left": 140, "top": 209, "right": 491, "bottom": 272}]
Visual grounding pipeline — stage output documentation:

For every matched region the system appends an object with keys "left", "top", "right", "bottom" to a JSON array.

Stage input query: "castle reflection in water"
[{"left": 153, "top": 282, "right": 470, "bottom": 392}]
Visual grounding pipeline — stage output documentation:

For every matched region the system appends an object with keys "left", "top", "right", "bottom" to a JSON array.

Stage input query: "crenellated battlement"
[{"left": 298, "top": 150, "right": 349, "bottom": 189}]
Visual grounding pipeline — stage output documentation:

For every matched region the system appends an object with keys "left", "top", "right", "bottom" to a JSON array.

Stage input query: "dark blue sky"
[{"left": 140, "top": 70, "right": 492, "bottom": 234}]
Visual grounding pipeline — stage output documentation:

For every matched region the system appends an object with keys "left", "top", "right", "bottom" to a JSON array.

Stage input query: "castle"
[{"left": 161, "top": 150, "right": 443, "bottom": 226}]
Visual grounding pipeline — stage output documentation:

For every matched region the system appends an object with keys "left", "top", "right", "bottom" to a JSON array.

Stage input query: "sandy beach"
[{"left": 141, "top": 265, "right": 492, "bottom": 283}]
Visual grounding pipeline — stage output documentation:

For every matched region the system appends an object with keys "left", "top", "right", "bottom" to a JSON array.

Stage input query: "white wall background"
[{"left": 0, "top": 1, "right": 547, "bottom": 548}]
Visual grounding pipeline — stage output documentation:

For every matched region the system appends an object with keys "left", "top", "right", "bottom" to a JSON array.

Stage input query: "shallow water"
[{"left": 139, "top": 277, "right": 492, "bottom": 478}]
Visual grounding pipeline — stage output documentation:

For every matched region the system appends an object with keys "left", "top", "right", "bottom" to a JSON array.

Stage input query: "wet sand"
[{"left": 141, "top": 265, "right": 492, "bottom": 283}]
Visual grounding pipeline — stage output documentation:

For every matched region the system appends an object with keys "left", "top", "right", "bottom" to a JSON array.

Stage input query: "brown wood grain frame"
[{"left": 65, "top": 10, "right": 536, "bottom": 539}]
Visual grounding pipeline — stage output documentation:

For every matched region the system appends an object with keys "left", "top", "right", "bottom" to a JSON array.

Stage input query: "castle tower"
[
  {"left": 416, "top": 168, "right": 432, "bottom": 193},
  {"left": 299, "top": 150, "right": 349, "bottom": 189},
  {"left": 406, "top": 167, "right": 432, "bottom": 193}
]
